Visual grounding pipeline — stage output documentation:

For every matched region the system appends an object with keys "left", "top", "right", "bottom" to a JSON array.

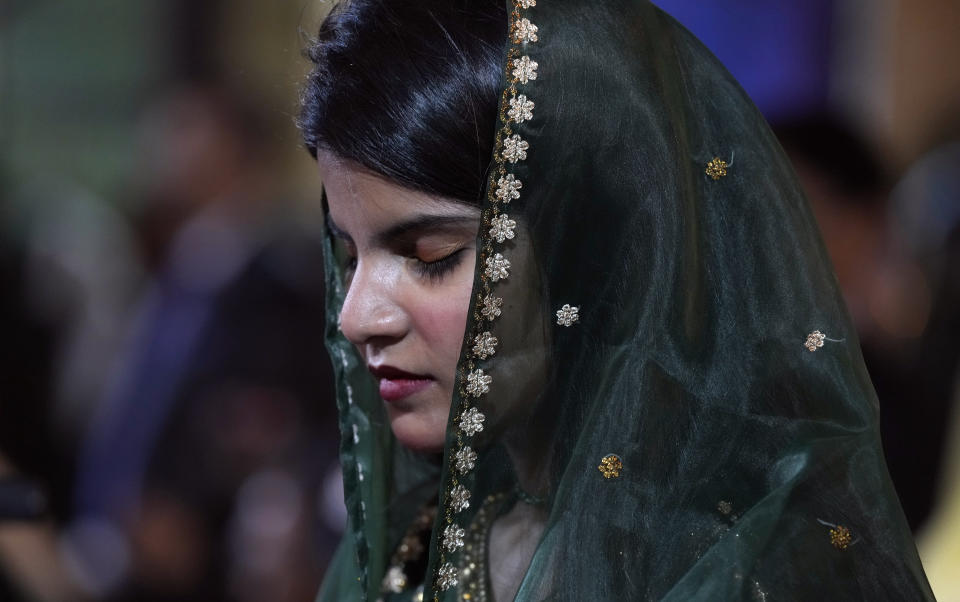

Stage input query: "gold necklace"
[
  {"left": 381, "top": 504, "right": 437, "bottom": 596},
  {"left": 458, "top": 492, "right": 508, "bottom": 602}
]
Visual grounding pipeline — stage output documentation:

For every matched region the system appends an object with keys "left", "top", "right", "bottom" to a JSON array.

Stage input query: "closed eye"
[{"left": 411, "top": 247, "right": 469, "bottom": 282}]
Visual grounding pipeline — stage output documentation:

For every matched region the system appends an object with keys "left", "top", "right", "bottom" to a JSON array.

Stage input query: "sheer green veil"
[{"left": 314, "top": 0, "right": 934, "bottom": 600}]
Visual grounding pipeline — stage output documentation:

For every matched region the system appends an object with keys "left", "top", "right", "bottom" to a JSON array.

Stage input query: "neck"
[{"left": 503, "top": 422, "right": 552, "bottom": 504}]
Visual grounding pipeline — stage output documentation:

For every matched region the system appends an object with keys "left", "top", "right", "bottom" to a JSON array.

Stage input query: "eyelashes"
[
  {"left": 340, "top": 247, "right": 470, "bottom": 284},
  {"left": 411, "top": 247, "right": 468, "bottom": 282}
]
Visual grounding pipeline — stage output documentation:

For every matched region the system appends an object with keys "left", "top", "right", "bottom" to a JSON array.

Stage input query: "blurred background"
[{"left": 0, "top": 0, "right": 958, "bottom": 600}]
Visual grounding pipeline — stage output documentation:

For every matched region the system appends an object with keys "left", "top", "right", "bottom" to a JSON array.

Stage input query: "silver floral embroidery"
[
  {"left": 485, "top": 253, "right": 511, "bottom": 281},
  {"left": 435, "top": 0, "right": 542, "bottom": 582},
  {"left": 455, "top": 447, "right": 477, "bottom": 473},
  {"left": 450, "top": 485, "right": 471, "bottom": 513},
  {"left": 513, "top": 18, "right": 538, "bottom": 44},
  {"left": 472, "top": 331, "right": 498, "bottom": 359},
  {"left": 459, "top": 407, "right": 486, "bottom": 435},
  {"left": 465, "top": 370, "right": 492, "bottom": 398},
  {"left": 805, "top": 330, "right": 826, "bottom": 352},
  {"left": 489, "top": 214, "right": 517, "bottom": 243},
  {"left": 508, "top": 94, "right": 535, "bottom": 123},
  {"left": 556, "top": 304, "right": 580, "bottom": 326},
  {"left": 382, "top": 566, "right": 407, "bottom": 593},
  {"left": 512, "top": 55, "right": 538, "bottom": 84},
  {"left": 437, "top": 563, "right": 459, "bottom": 591},
  {"left": 481, "top": 294, "right": 503, "bottom": 320},
  {"left": 502, "top": 134, "right": 529, "bottom": 163},
  {"left": 442, "top": 524, "right": 466, "bottom": 552},
  {"left": 495, "top": 174, "right": 523, "bottom": 202}
]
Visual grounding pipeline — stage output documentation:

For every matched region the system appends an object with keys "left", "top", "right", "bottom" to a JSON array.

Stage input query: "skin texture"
[{"left": 318, "top": 152, "right": 480, "bottom": 452}]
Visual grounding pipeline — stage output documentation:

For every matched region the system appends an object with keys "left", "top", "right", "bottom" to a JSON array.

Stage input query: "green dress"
[{"left": 314, "top": 0, "right": 936, "bottom": 600}]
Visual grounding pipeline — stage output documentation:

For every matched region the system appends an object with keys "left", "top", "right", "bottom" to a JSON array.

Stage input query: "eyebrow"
[{"left": 326, "top": 213, "right": 479, "bottom": 247}]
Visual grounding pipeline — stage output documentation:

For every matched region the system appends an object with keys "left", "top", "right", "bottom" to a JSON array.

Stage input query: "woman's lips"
[
  {"left": 378, "top": 378, "right": 432, "bottom": 402},
  {"left": 368, "top": 365, "right": 433, "bottom": 403}
]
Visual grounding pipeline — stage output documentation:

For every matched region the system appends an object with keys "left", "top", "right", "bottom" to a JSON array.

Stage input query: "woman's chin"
[{"left": 387, "top": 410, "right": 447, "bottom": 453}]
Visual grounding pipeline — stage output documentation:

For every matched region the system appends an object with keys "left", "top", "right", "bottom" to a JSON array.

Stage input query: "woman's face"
[{"left": 318, "top": 153, "right": 480, "bottom": 452}]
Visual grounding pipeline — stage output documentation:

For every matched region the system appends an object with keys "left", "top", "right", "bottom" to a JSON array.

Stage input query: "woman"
[{"left": 299, "top": 0, "right": 935, "bottom": 600}]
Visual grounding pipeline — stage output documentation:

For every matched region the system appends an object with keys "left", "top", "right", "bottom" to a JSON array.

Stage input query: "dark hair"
[{"left": 298, "top": 0, "right": 508, "bottom": 205}]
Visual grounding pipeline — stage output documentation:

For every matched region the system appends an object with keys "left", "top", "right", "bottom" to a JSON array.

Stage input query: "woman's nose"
[{"left": 338, "top": 261, "right": 408, "bottom": 347}]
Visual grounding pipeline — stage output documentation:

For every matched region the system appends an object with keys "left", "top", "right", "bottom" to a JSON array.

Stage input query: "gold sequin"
[
  {"left": 598, "top": 454, "right": 623, "bottom": 478},
  {"left": 705, "top": 157, "right": 728, "bottom": 180},
  {"left": 830, "top": 525, "right": 853, "bottom": 550}
]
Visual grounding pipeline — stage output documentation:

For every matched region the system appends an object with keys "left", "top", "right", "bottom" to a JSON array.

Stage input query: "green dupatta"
[{"left": 315, "top": 1, "right": 935, "bottom": 600}]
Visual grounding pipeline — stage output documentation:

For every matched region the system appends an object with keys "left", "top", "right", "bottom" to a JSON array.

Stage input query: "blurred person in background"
[
  {"left": 774, "top": 114, "right": 947, "bottom": 531},
  {"left": 62, "top": 84, "right": 341, "bottom": 602},
  {"left": 897, "top": 138, "right": 960, "bottom": 601},
  {"left": 1, "top": 84, "right": 342, "bottom": 602},
  {"left": 1, "top": 141, "right": 145, "bottom": 602},
  {"left": 779, "top": 117, "right": 960, "bottom": 599}
]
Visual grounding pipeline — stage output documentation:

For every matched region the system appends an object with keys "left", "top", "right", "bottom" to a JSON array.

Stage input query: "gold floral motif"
[
  {"left": 519, "top": 0, "right": 536, "bottom": 8},
  {"left": 465, "top": 370, "right": 492, "bottom": 398},
  {"left": 459, "top": 407, "right": 486, "bottom": 436},
  {"left": 598, "top": 454, "right": 623, "bottom": 478},
  {"left": 830, "top": 525, "right": 853, "bottom": 550},
  {"left": 495, "top": 174, "right": 523, "bottom": 202},
  {"left": 481, "top": 295, "right": 503, "bottom": 320},
  {"left": 472, "top": 331, "right": 498, "bottom": 359},
  {"left": 718, "top": 500, "right": 733, "bottom": 515},
  {"left": 489, "top": 214, "right": 517, "bottom": 243},
  {"left": 705, "top": 157, "right": 728, "bottom": 180}
]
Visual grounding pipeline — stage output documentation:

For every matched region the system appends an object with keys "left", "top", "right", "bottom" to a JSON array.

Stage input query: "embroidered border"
[{"left": 431, "top": 0, "right": 540, "bottom": 597}]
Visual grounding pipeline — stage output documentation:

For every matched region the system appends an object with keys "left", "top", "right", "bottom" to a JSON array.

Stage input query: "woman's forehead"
[{"left": 320, "top": 154, "right": 478, "bottom": 232}]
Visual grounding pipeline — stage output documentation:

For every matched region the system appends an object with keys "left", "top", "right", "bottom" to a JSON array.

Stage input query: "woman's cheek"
[
  {"left": 415, "top": 292, "right": 472, "bottom": 358},
  {"left": 412, "top": 278, "right": 475, "bottom": 369}
]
